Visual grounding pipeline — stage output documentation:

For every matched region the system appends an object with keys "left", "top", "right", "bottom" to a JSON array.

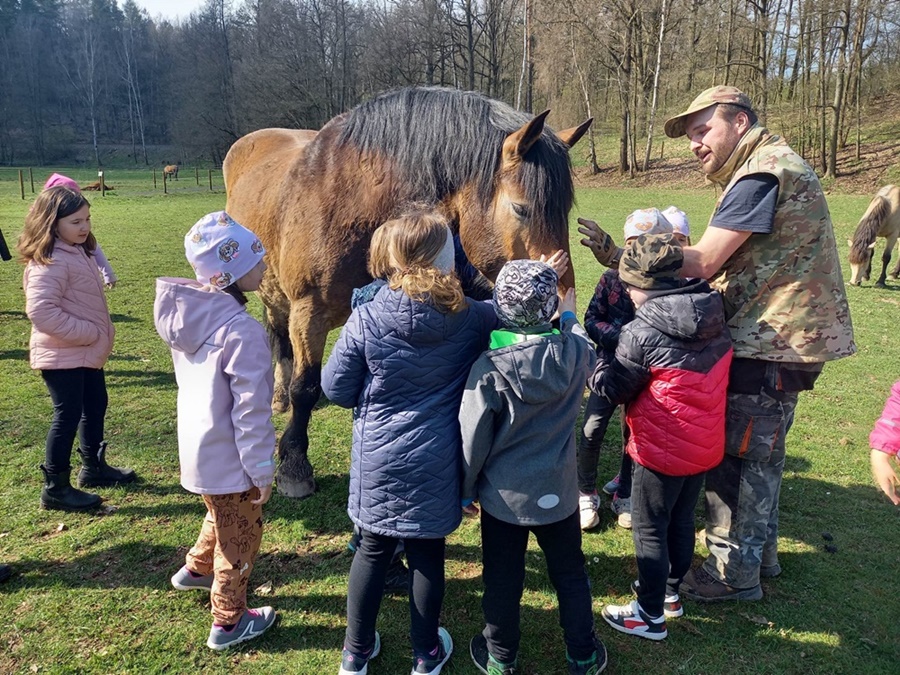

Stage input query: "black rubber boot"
[
  {"left": 77, "top": 442, "right": 136, "bottom": 488},
  {"left": 40, "top": 465, "right": 102, "bottom": 512},
  {"left": 0, "top": 564, "right": 12, "bottom": 583}
]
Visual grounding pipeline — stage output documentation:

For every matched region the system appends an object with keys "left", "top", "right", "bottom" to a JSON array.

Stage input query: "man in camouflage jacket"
[{"left": 578, "top": 86, "right": 855, "bottom": 601}]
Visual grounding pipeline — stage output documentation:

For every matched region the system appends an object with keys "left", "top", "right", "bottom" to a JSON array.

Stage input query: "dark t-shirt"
[{"left": 709, "top": 173, "right": 779, "bottom": 234}]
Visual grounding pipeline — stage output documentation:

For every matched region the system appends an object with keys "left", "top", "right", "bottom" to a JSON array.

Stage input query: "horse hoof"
[
  {"left": 876, "top": 282, "right": 887, "bottom": 289},
  {"left": 275, "top": 472, "right": 316, "bottom": 499},
  {"left": 272, "top": 391, "right": 291, "bottom": 414}
]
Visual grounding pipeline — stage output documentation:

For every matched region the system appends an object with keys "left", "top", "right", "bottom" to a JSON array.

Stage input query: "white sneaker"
[
  {"left": 579, "top": 492, "right": 600, "bottom": 530},
  {"left": 610, "top": 495, "right": 632, "bottom": 529}
]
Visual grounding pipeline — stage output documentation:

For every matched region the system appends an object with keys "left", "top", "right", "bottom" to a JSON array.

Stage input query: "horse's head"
[
  {"left": 452, "top": 110, "right": 591, "bottom": 289},
  {"left": 848, "top": 237, "right": 875, "bottom": 286}
]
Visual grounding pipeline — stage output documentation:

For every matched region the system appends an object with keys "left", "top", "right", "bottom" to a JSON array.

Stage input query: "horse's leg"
[
  {"left": 263, "top": 305, "right": 293, "bottom": 413},
  {"left": 889, "top": 237, "right": 900, "bottom": 280},
  {"left": 876, "top": 238, "right": 896, "bottom": 287},
  {"left": 275, "top": 296, "right": 327, "bottom": 499}
]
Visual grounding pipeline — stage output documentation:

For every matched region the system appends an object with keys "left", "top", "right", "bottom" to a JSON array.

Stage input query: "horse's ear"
[
  {"left": 502, "top": 109, "right": 551, "bottom": 166},
  {"left": 556, "top": 118, "right": 593, "bottom": 148}
]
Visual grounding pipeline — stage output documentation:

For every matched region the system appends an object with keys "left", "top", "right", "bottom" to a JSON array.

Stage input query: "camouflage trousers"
[{"left": 701, "top": 378, "right": 798, "bottom": 589}]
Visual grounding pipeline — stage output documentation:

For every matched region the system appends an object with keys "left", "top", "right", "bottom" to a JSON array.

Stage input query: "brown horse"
[
  {"left": 163, "top": 164, "right": 179, "bottom": 180},
  {"left": 848, "top": 185, "right": 900, "bottom": 287},
  {"left": 223, "top": 87, "right": 591, "bottom": 497}
]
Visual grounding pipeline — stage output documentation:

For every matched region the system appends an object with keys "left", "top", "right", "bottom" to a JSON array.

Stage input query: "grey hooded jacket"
[{"left": 459, "top": 315, "right": 596, "bottom": 526}]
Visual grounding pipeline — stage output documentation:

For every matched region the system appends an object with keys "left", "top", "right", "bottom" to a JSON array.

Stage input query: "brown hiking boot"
[{"left": 680, "top": 566, "right": 763, "bottom": 602}]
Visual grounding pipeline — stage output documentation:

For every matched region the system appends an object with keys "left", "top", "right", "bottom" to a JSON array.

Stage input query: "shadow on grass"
[
  {"left": 110, "top": 313, "right": 141, "bottom": 323},
  {"left": 0, "top": 348, "right": 28, "bottom": 360},
  {"left": 0, "top": 310, "right": 26, "bottom": 319},
  {"left": 105, "top": 369, "right": 176, "bottom": 387}
]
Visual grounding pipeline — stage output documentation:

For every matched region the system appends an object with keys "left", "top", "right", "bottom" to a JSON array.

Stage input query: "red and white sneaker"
[
  {"left": 601, "top": 600, "right": 667, "bottom": 641},
  {"left": 630, "top": 580, "right": 684, "bottom": 618}
]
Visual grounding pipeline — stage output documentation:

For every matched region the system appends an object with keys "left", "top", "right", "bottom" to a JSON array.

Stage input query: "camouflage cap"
[
  {"left": 664, "top": 85, "right": 754, "bottom": 139},
  {"left": 619, "top": 233, "right": 685, "bottom": 290}
]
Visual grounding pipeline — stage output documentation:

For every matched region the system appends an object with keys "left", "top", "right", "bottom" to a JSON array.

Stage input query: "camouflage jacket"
[{"left": 706, "top": 126, "right": 856, "bottom": 363}]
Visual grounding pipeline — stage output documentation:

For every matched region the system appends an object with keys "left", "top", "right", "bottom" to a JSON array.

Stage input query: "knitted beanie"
[
  {"left": 493, "top": 260, "right": 559, "bottom": 329},
  {"left": 623, "top": 208, "right": 674, "bottom": 241},
  {"left": 184, "top": 211, "right": 265, "bottom": 289}
]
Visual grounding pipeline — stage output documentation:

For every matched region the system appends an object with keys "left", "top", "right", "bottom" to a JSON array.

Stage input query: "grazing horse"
[
  {"left": 163, "top": 164, "right": 179, "bottom": 180},
  {"left": 223, "top": 87, "right": 591, "bottom": 497},
  {"left": 848, "top": 185, "right": 900, "bottom": 287}
]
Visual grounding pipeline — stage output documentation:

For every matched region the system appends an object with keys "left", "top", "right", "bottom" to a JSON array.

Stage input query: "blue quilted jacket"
[{"left": 322, "top": 286, "right": 498, "bottom": 538}]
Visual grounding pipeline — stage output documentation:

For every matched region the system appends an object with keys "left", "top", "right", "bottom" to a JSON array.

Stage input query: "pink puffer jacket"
[
  {"left": 870, "top": 380, "right": 900, "bottom": 457},
  {"left": 24, "top": 240, "right": 114, "bottom": 370}
]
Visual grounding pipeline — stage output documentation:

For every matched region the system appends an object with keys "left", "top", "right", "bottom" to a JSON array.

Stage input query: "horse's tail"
[{"left": 849, "top": 194, "right": 891, "bottom": 263}]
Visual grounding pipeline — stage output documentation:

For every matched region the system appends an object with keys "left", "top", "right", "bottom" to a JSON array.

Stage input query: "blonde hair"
[
  {"left": 382, "top": 210, "right": 465, "bottom": 313},
  {"left": 368, "top": 219, "right": 400, "bottom": 279},
  {"left": 18, "top": 187, "right": 93, "bottom": 264}
]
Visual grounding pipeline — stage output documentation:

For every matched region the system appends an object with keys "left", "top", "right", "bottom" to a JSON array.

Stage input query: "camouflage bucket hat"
[
  {"left": 619, "top": 234, "right": 685, "bottom": 290},
  {"left": 664, "top": 85, "right": 754, "bottom": 139}
]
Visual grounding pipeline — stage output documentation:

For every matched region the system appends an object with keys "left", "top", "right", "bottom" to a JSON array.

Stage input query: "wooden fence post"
[
  {"left": 99, "top": 171, "right": 105, "bottom": 197},
  {"left": 18, "top": 170, "right": 24, "bottom": 199},
  {"left": 29, "top": 167, "right": 34, "bottom": 193},
  {"left": 208, "top": 169, "right": 213, "bottom": 191},
  {"left": 153, "top": 168, "right": 157, "bottom": 189},
  {"left": 163, "top": 171, "right": 167, "bottom": 194},
  {"left": 195, "top": 167, "right": 200, "bottom": 186}
]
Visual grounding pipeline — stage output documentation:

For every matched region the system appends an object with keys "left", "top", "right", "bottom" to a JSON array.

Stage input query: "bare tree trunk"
[
  {"left": 643, "top": 0, "right": 668, "bottom": 171},
  {"left": 827, "top": 0, "right": 851, "bottom": 179},
  {"left": 818, "top": 9, "right": 827, "bottom": 175},
  {"left": 570, "top": 26, "right": 599, "bottom": 174}
]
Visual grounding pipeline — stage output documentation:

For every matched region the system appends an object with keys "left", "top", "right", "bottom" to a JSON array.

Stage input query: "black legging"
[
  {"left": 41, "top": 368, "right": 108, "bottom": 473},
  {"left": 344, "top": 529, "right": 445, "bottom": 657}
]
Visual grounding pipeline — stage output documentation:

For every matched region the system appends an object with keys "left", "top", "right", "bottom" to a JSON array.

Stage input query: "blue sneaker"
[
  {"left": 411, "top": 626, "right": 453, "bottom": 674},
  {"left": 170, "top": 565, "right": 213, "bottom": 591},
  {"left": 339, "top": 632, "right": 381, "bottom": 675},
  {"left": 206, "top": 606, "right": 276, "bottom": 650},
  {"left": 601, "top": 474, "right": 620, "bottom": 496}
]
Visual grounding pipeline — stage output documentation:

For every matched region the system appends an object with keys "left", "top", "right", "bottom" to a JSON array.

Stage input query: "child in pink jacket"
[
  {"left": 154, "top": 211, "right": 277, "bottom": 651},
  {"left": 870, "top": 381, "right": 900, "bottom": 505},
  {"left": 43, "top": 174, "right": 117, "bottom": 288},
  {"left": 18, "top": 186, "right": 136, "bottom": 513}
]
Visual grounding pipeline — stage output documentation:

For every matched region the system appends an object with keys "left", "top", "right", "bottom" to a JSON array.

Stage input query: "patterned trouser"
[
  {"left": 186, "top": 488, "right": 263, "bottom": 625},
  {"left": 702, "top": 384, "right": 798, "bottom": 589}
]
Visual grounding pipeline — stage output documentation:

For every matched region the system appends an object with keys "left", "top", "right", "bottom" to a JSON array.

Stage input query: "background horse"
[
  {"left": 163, "top": 164, "right": 179, "bottom": 180},
  {"left": 848, "top": 185, "right": 900, "bottom": 287},
  {"left": 223, "top": 87, "right": 591, "bottom": 497}
]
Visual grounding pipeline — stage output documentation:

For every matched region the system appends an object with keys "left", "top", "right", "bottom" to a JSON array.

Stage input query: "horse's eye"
[{"left": 511, "top": 202, "right": 530, "bottom": 219}]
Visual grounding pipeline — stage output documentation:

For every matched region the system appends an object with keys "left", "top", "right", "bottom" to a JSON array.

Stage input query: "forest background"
[{"left": 1, "top": 0, "right": 899, "bottom": 187}]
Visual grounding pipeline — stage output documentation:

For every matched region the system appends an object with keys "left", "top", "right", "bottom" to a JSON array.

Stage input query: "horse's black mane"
[
  {"left": 849, "top": 195, "right": 890, "bottom": 263},
  {"left": 336, "top": 87, "right": 574, "bottom": 237}
]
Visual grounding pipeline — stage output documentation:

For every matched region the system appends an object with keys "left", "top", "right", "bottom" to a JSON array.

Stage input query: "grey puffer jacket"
[
  {"left": 459, "top": 316, "right": 596, "bottom": 526},
  {"left": 322, "top": 286, "right": 497, "bottom": 538}
]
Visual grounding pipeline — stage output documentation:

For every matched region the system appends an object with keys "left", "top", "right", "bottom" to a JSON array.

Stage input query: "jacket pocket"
[{"left": 724, "top": 394, "right": 783, "bottom": 463}]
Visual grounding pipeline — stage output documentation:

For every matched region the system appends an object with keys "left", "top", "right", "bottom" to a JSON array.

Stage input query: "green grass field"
[{"left": 0, "top": 177, "right": 898, "bottom": 674}]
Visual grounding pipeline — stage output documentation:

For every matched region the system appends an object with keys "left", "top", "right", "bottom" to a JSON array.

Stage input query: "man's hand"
[
  {"left": 252, "top": 485, "right": 273, "bottom": 506},
  {"left": 577, "top": 218, "right": 622, "bottom": 268}
]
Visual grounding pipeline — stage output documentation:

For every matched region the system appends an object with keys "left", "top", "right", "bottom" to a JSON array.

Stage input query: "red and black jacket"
[{"left": 589, "top": 280, "right": 733, "bottom": 476}]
